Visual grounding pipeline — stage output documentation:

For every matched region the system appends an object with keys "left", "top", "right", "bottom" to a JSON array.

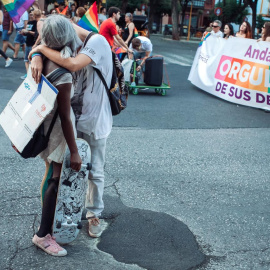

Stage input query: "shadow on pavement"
[{"left": 98, "top": 195, "right": 207, "bottom": 270}]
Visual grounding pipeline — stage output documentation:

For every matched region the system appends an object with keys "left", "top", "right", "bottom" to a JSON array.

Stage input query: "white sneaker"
[
  {"left": 88, "top": 217, "right": 102, "bottom": 238},
  {"left": 5, "top": 58, "right": 13, "bottom": 67}
]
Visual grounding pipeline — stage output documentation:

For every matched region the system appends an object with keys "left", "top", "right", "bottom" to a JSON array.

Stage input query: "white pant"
[{"left": 77, "top": 132, "right": 107, "bottom": 218}]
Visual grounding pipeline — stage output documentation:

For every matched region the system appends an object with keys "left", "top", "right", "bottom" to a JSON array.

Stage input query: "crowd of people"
[
  {"left": 0, "top": 2, "right": 154, "bottom": 257},
  {"left": 207, "top": 20, "right": 253, "bottom": 39},
  {"left": 0, "top": 2, "right": 153, "bottom": 77}
]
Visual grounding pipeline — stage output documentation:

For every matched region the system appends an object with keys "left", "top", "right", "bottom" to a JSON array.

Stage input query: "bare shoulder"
[{"left": 42, "top": 58, "right": 61, "bottom": 76}]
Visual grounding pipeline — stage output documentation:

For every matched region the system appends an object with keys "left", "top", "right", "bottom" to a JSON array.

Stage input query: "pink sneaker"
[{"left": 32, "top": 234, "right": 67, "bottom": 256}]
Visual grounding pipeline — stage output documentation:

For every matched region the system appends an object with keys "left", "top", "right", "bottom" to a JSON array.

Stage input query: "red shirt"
[{"left": 99, "top": 18, "right": 118, "bottom": 47}]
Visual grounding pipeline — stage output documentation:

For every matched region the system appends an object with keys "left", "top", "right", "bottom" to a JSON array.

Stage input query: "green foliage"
[
  {"left": 106, "top": 0, "right": 171, "bottom": 15},
  {"left": 209, "top": 0, "right": 248, "bottom": 25},
  {"left": 106, "top": 0, "right": 148, "bottom": 12}
]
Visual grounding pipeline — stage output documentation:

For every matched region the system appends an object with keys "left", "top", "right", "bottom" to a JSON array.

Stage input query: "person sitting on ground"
[
  {"left": 223, "top": 23, "right": 234, "bottom": 39},
  {"left": 235, "top": 21, "right": 252, "bottom": 39},
  {"left": 31, "top": 14, "right": 82, "bottom": 257},
  {"left": 129, "top": 36, "right": 152, "bottom": 74},
  {"left": 210, "top": 20, "right": 223, "bottom": 38}
]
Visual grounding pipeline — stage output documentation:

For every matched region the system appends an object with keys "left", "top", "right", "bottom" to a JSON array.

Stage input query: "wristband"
[{"left": 32, "top": 53, "right": 42, "bottom": 58}]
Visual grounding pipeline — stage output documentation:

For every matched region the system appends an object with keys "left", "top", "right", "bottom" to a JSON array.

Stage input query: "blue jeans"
[
  {"left": 24, "top": 46, "right": 32, "bottom": 62},
  {"left": 2, "top": 29, "right": 11, "bottom": 41},
  {"left": 14, "top": 29, "right": 26, "bottom": 45}
]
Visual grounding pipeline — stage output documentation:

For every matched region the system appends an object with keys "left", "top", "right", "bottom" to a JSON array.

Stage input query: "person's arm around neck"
[{"left": 30, "top": 44, "right": 92, "bottom": 72}]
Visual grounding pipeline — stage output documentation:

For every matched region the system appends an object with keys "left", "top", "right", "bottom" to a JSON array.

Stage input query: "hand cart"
[{"left": 125, "top": 60, "right": 171, "bottom": 96}]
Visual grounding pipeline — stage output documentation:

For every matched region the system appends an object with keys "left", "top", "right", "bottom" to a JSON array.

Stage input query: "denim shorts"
[
  {"left": 14, "top": 29, "right": 26, "bottom": 45},
  {"left": 2, "top": 29, "right": 11, "bottom": 41},
  {"left": 24, "top": 46, "right": 32, "bottom": 62}
]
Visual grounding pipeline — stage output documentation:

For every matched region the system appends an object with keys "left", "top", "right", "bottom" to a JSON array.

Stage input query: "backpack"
[{"left": 83, "top": 32, "right": 128, "bottom": 116}]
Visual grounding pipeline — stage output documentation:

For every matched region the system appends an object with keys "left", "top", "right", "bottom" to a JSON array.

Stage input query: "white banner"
[
  {"left": 0, "top": 69, "right": 58, "bottom": 152},
  {"left": 188, "top": 34, "right": 270, "bottom": 110}
]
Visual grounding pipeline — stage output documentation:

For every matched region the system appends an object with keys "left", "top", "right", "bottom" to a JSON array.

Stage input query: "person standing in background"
[
  {"left": 223, "top": 23, "right": 234, "bottom": 39},
  {"left": 99, "top": 7, "right": 132, "bottom": 53},
  {"left": 235, "top": 21, "right": 252, "bottom": 39},
  {"left": 13, "top": 10, "right": 28, "bottom": 60},
  {"left": 0, "top": 4, "right": 13, "bottom": 67},
  {"left": 210, "top": 20, "right": 223, "bottom": 38},
  {"left": 20, "top": 9, "right": 41, "bottom": 79},
  {"left": 70, "top": 4, "right": 77, "bottom": 18},
  {"left": 98, "top": 7, "right": 107, "bottom": 26},
  {"left": 2, "top": 7, "right": 15, "bottom": 54}
]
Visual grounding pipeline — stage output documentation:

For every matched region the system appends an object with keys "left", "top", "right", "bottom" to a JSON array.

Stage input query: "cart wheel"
[
  {"left": 161, "top": 89, "right": 167, "bottom": 96},
  {"left": 155, "top": 88, "right": 161, "bottom": 94},
  {"left": 132, "top": 88, "right": 138, "bottom": 95}
]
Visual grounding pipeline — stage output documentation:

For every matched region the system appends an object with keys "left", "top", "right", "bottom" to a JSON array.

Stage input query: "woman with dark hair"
[
  {"left": 31, "top": 14, "right": 82, "bottom": 257},
  {"left": 261, "top": 22, "right": 270, "bottom": 41},
  {"left": 236, "top": 21, "right": 252, "bottom": 39},
  {"left": 223, "top": 23, "right": 234, "bottom": 39}
]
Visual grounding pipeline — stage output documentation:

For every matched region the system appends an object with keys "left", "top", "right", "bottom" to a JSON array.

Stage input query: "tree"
[
  {"left": 179, "top": 0, "right": 189, "bottom": 36},
  {"left": 256, "top": 14, "right": 265, "bottom": 33},
  {"left": 209, "top": 0, "right": 248, "bottom": 26},
  {"left": 121, "top": 0, "right": 128, "bottom": 13},
  {"left": 171, "top": 0, "right": 180, "bottom": 40},
  {"left": 245, "top": 0, "right": 258, "bottom": 37}
]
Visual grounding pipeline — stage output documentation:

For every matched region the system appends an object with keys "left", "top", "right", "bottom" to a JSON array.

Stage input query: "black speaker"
[{"left": 144, "top": 56, "right": 163, "bottom": 86}]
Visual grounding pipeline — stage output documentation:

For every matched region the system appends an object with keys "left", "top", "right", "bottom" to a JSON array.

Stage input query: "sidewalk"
[{"left": 152, "top": 33, "right": 200, "bottom": 44}]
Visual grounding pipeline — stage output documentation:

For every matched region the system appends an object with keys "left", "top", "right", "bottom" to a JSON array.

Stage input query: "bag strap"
[
  {"left": 93, "top": 67, "right": 109, "bottom": 93},
  {"left": 46, "top": 67, "right": 71, "bottom": 83},
  {"left": 45, "top": 107, "right": 59, "bottom": 139},
  {"left": 44, "top": 67, "right": 71, "bottom": 138},
  {"left": 83, "top": 32, "right": 97, "bottom": 48},
  {"left": 83, "top": 32, "right": 110, "bottom": 94}
]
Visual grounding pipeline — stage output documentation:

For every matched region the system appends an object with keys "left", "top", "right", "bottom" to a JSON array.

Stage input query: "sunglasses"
[{"left": 212, "top": 25, "right": 219, "bottom": 28}]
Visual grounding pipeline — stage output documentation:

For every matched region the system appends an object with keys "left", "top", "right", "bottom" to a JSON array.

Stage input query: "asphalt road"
[{"left": 0, "top": 34, "right": 270, "bottom": 270}]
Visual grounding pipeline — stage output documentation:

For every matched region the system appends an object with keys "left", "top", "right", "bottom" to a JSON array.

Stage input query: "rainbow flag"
[
  {"left": 198, "top": 32, "right": 211, "bottom": 47},
  {"left": 1, "top": 0, "right": 34, "bottom": 23},
  {"left": 78, "top": 1, "right": 99, "bottom": 33},
  {"left": 134, "top": 27, "right": 139, "bottom": 37}
]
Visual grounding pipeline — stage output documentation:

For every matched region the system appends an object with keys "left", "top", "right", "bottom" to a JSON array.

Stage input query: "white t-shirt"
[
  {"left": 73, "top": 34, "right": 113, "bottom": 140},
  {"left": 211, "top": 30, "right": 224, "bottom": 38},
  {"left": 129, "top": 36, "right": 153, "bottom": 52},
  {"left": 14, "top": 11, "right": 28, "bottom": 29},
  {"left": 98, "top": 14, "right": 107, "bottom": 26}
]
